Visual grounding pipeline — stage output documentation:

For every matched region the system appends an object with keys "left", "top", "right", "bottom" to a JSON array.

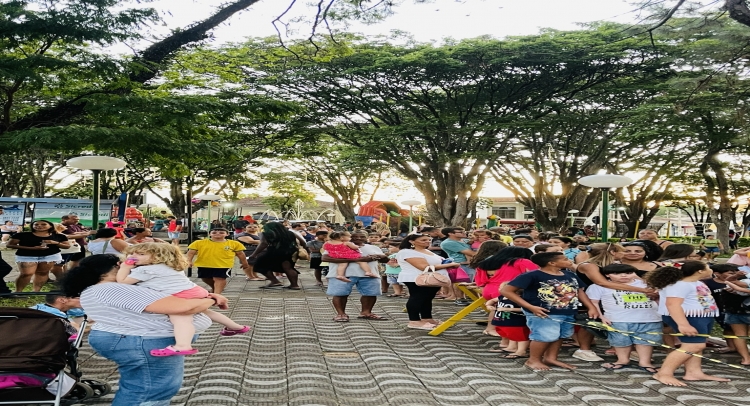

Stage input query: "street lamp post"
[
  {"left": 567, "top": 209, "right": 580, "bottom": 227},
  {"left": 67, "top": 156, "right": 126, "bottom": 229},
  {"left": 401, "top": 200, "right": 422, "bottom": 233},
  {"left": 138, "top": 203, "right": 153, "bottom": 227},
  {"left": 197, "top": 195, "right": 221, "bottom": 231},
  {"left": 578, "top": 174, "right": 634, "bottom": 242}
]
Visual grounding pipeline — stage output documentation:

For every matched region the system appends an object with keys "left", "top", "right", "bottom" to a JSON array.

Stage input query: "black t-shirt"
[
  {"left": 13, "top": 232, "right": 69, "bottom": 256},
  {"left": 703, "top": 277, "right": 750, "bottom": 315},
  {"left": 508, "top": 270, "right": 586, "bottom": 315}
]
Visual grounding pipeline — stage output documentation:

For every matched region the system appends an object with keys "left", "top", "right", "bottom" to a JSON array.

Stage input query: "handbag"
[
  {"left": 415, "top": 265, "right": 451, "bottom": 288},
  {"left": 59, "top": 241, "right": 80, "bottom": 255},
  {"left": 447, "top": 266, "right": 470, "bottom": 283},
  {"left": 296, "top": 243, "right": 310, "bottom": 261}
]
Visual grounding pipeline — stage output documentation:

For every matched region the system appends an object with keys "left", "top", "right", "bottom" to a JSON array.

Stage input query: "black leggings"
[{"left": 403, "top": 282, "right": 441, "bottom": 321}]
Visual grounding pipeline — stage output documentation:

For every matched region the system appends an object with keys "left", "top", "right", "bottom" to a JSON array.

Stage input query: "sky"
[{"left": 137, "top": 0, "right": 648, "bottom": 205}]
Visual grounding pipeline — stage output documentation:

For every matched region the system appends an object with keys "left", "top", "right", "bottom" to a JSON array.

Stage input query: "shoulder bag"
[
  {"left": 296, "top": 240, "right": 310, "bottom": 261},
  {"left": 415, "top": 265, "right": 451, "bottom": 288},
  {"left": 59, "top": 241, "right": 81, "bottom": 255}
]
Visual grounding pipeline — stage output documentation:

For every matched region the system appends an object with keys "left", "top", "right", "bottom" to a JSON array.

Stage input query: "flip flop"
[
  {"left": 283, "top": 286, "right": 301, "bottom": 290},
  {"left": 357, "top": 314, "right": 388, "bottom": 320},
  {"left": 387, "top": 294, "right": 405, "bottom": 297},
  {"left": 501, "top": 354, "right": 528, "bottom": 359},
  {"left": 602, "top": 363, "right": 630, "bottom": 370},
  {"left": 150, "top": 345, "right": 199, "bottom": 357},
  {"left": 259, "top": 284, "right": 283, "bottom": 289},
  {"left": 489, "top": 348, "right": 513, "bottom": 353},
  {"left": 220, "top": 325, "right": 251, "bottom": 336},
  {"left": 407, "top": 323, "right": 437, "bottom": 330},
  {"left": 332, "top": 315, "right": 349, "bottom": 322},
  {"left": 637, "top": 365, "right": 659, "bottom": 373}
]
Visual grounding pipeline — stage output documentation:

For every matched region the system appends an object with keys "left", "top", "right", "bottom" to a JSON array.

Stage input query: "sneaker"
[{"left": 572, "top": 349, "right": 604, "bottom": 362}]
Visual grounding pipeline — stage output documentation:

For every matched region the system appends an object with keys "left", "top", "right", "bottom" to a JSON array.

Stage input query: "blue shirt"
[{"left": 440, "top": 239, "right": 471, "bottom": 264}]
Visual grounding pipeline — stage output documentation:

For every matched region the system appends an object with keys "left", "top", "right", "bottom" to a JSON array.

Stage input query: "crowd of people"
[{"left": 2, "top": 203, "right": 749, "bottom": 403}]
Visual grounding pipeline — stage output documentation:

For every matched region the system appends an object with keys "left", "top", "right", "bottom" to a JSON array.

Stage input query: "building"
[{"left": 477, "top": 197, "right": 535, "bottom": 227}]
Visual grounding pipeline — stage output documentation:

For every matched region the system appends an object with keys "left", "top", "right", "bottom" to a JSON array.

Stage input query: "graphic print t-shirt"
[
  {"left": 657, "top": 280, "right": 719, "bottom": 317},
  {"left": 507, "top": 270, "right": 585, "bottom": 315},
  {"left": 585, "top": 279, "right": 660, "bottom": 323}
]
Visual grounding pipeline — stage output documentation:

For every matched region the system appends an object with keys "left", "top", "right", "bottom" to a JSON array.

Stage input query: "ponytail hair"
[{"left": 644, "top": 260, "right": 707, "bottom": 289}]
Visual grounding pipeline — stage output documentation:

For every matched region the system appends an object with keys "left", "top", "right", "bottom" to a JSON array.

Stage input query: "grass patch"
[{"left": 0, "top": 283, "right": 54, "bottom": 308}]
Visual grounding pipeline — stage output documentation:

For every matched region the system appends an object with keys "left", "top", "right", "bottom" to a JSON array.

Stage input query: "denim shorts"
[
  {"left": 386, "top": 275, "right": 404, "bottom": 285},
  {"left": 662, "top": 315, "right": 713, "bottom": 344},
  {"left": 725, "top": 313, "right": 750, "bottom": 325},
  {"left": 326, "top": 276, "right": 382, "bottom": 297},
  {"left": 88, "top": 330, "right": 194, "bottom": 405},
  {"left": 703, "top": 247, "right": 720, "bottom": 253},
  {"left": 608, "top": 321, "right": 663, "bottom": 347},
  {"left": 15, "top": 254, "right": 63, "bottom": 263},
  {"left": 167, "top": 231, "right": 181, "bottom": 239},
  {"left": 522, "top": 311, "right": 575, "bottom": 342}
]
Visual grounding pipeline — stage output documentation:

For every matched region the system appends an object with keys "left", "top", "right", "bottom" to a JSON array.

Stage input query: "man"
[
  {"left": 166, "top": 215, "right": 183, "bottom": 246},
  {"left": 421, "top": 227, "right": 448, "bottom": 257},
  {"left": 0, "top": 206, "right": 12, "bottom": 294},
  {"left": 232, "top": 217, "right": 249, "bottom": 237},
  {"left": 61, "top": 214, "right": 94, "bottom": 269},
  {"left": 512, "top": 235, "right": 536, "bottom": 252},
  {"left": 323, "top": 231, "right": 388, "bottom": 322},
  {"left": 125, "top": 228, "right": 166, "bottom": 244},
  {"left": 440, "top": 227, "right": 476, "bottom": 305},
  {"left": 186, "top": 228, "right": 249, "bottom": 295},
  {"left": 290, "top": 223, "right": 306, "bottom": 237}
]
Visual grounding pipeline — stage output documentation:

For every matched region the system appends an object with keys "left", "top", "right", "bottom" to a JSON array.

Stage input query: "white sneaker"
[{"left": 572, "top": 349, "right": 604, "bottom": 362}]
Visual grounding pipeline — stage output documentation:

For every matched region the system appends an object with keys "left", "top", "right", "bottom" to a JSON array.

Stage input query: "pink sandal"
[
  {"left": 220, "top": 325, "right": 251, "bottom": 336},
  {"left": 150, "top": 345, "right": 199, "bottom": 357}
]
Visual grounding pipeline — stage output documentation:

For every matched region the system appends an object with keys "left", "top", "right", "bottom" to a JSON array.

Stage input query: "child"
[
  {"left": 307, "top": 230, "right": 328, "bottom": 287},
  {"left": 471, "top": 230, "right": 493, "bottom": 250},
  {"left": 501, "top": 252, "right": 599, "bottom": 371},
  {"left": 548, "top": 236, "right": 580, "bottom": 261},
  {"left": 704, "top": 264, "right": 747, "bottom": 361},
  {"left": 384, "top": 242, "right": 406, "bottom": 297},
  {"left": 117, "top": 243, "right": 250, "bottom": 357},
  {"left": 324, "top": 231, "right": 376, "bottom": 282},
  {"left": 644, "top": 261, "right": 730, "bottom": 386},
  {"left": 586, "top": 264, "right": 661, "bottom": 373},
  {"left": 534, "top": 244, "right": 562, "bottom": 253}
]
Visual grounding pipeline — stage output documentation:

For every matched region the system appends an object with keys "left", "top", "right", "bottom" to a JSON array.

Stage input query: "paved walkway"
[{"left": 2, "top": 252, "right": 750, "bottom": 405}]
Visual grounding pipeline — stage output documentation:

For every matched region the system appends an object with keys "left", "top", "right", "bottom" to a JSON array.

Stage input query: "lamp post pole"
[
  {"left": 578, "top": 174, "right": 634, "bottom": 242},
  {"left": 401, "top": 200, "right": 422, "bottom": 233},
  {"left": 67, "top": 156, "right": 126, "bottom": 229}
]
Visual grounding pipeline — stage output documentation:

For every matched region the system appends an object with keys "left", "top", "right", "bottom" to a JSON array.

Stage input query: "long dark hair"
[
  {"left": 263, "top": 222, "right": 297, "bottom": 248},
  {"left": 398, "top": 234, "right": 428, "bottom": 250},
  {"left": 478, "top": 246, "right": 533, "bottom": 271},
  {"left": 658, "top": 243, "right": 695, "bottom": 260},
  {"left": 644, "top": 260, "right": 707, "bottom": 289},
  {"left": 59, "top": 254, "right": 120, "bottom": 297},
  {"left": 623, "top": 240, "right": 663, "bottom": 261},
  {"left": 32, "top": 220, "right": 58, "bottom": 234}
]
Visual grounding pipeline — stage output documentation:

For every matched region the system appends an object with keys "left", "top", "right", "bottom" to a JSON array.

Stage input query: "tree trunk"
[
  {"left": 167, "top": 181, "right": 187, "bottom": 216},
  {"left": 335, "top": 199, "right": 357, "bottom": 222},
  {"left": 415, "top": 163, "right": 486, "bottom": 227},
  {"left": 701, "top": 150, "right": 733, "bottom": 253}
]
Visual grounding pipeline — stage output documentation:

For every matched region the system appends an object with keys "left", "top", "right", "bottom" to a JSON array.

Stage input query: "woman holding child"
[{"left": 59, "top": 254, "right": 229, "bottom": 405}]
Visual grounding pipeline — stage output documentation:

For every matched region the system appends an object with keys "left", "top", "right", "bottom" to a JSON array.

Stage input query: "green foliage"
[{"left": 261, "top": 172, "right": 317, "bottom": 217}]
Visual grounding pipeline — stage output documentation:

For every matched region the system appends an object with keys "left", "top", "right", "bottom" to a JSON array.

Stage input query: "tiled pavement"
[{"left": 3, "top": 253, "right": 750, "bottom": 405}]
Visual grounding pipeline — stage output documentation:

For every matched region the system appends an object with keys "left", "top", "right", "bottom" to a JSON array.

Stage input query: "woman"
[
  {"left": 125, "top": 228, "right": 167, "bottom": 244},
  {"left": 396, "top": 234, "right": 459, "bottom": 330},
  {"left": 250, "top": 222, "right": 307, "bottom": 290},
  {"left": 7, "top": 220, "right": 70, "bottom": 292},
  {"left": 237, "top": 224, "right": 264, "bottom": 281},
  {"left": 58, "top": 254, "right": 226, "bottom": 405},
  {"left": 1, "top": 220, "right": 19, "bottom": 242},
  {"left": 657, "top": 243, "right": 696, "bottom": 265},
  {"left": 620, "top": 242, "right": 659, "bottom": 276},
  {"left": 87, "top": 228, "right": 129, "bottom": 255},
  {"left": 638, "top": 229, "right": 673, "bottom": 248}
]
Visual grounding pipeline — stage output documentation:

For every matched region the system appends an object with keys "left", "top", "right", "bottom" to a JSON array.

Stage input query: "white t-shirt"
[
  {"left": 129, "top": 264, "right": 197, "bottom": 295},
  {"left": 586, "top": 280, "right": 660, "bottom": 323},
  {"left": 657, "top": 280, "right": 719, "bottom": 317},
  {"left": 396, "top": 249, "right": 446, "bottom": 283},
  {"left": 324, "top": 244, "right": 382, "bottom": 278}
]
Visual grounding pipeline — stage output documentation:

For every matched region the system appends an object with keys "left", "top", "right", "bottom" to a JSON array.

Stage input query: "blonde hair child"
[
  {"left": 324, "top": 231, "right": 377, "bottom": 282},
  {"left": 117, "top": 243, "right": 250, "bottom": 357}
]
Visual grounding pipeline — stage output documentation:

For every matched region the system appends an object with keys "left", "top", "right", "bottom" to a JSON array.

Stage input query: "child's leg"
[
  {"left": 526, "top": 341, "right": 553, "bottom": 370},
  {"left": 203, "top": 309, "right": 244, "bottom": 330},
  {"left": 542, "top": 339, "right": 576, "bottom": 369},
  {"left": 633, "top": 344, "right": 655, "bottom": 368},
  {"left": 612, "top": 346, "right": 633, "bottom": 366},
  {"left": 680, "top": 343, "right": 730, "bottom": 382},
  {"left": 335, "top": 263, "right": 351, "bottom": 282},
  {"left": 358, "top": 262, "right": 376, "bottom": 277},
  {"left": 392, "top": 283, "right": 404, "bottom": 295},
  {"left": 653, "top": 344, "right": 698, "bottom": 386},
  {"left": 168, "top": 314, "right": 196, "bottom": 351},
  {"left": 730, "top": 323, "right": 750, "bottom": 364}
]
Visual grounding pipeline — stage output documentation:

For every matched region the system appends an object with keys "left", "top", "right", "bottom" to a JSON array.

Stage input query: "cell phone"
[{"left": 442, "top": 258, "right": 453, "bottom": 264}]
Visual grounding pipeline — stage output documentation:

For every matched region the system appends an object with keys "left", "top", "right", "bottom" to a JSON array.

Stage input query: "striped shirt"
[
  {"left": 129, "top": 264, "right": 196, "bottom": 295},
  {"left": 80, "top": 283, "right": 211, "bottom": 337}
]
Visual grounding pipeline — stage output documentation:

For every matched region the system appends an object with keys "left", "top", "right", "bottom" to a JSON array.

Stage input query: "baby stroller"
[{"left": 0, "top": 307, "right": 111, "bottom": 406}]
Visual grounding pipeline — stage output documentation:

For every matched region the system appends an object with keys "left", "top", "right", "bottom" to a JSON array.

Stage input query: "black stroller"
[{"left": 0, "top": 306, "right": 111, "bottom": 406}]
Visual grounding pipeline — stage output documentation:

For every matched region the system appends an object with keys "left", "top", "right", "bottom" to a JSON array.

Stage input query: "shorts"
[
  {"left": 309, "top": 257, "right": 323, "bottom": 269},
  {"left": 608, "top": 322, "right": 663, "bottom": 347},
  {"left": 61, "top": 249, "right": 85, "bottom": 262},
  {"left": 168, "top": 231, "right": 181, "bottom": 239},
  {"left": 724, "top": 313, "right": 750, "bottom": 325},
  {"left": 326, "top": 276, "right": 382, "bottom": 297},
  {"left": 197, "top": 267, "right": 232, "bottom": 279},
  {"left": 15, "top": 254, "right": 63, "bottom": 263},
  {"left": 386, "top": 275, "right": 404, "bottom": 285},
  {"left": 704, "top": 247, "right": 720, "bottom": 253},
  {"left": 173, "top": 285, "right": 211, "bottom": 299},
  {"left": 662, "top": 315, "right": 713, "bottom": 344},
  {"left": 523, "top": 311, "right": 575, "bottom": 343},
  {"left": 495, "top": 326, "right": 530, "bottom": 341}
]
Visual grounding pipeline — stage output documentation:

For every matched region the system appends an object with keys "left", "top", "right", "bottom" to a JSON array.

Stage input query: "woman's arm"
[
  {"left": 5, "top": 238, "right": 43, "bottom": 250},
  {"left": 578, "top": 263, "right": 651, "bottom": 293},
  {"left": 237, "top": 235, "right": 259, "bottom": 245},
  {"left": 404, "top": 257, "right": 459, "bottom": 270},
  {"left": 110, "top": 239, "right": 129, "bottom": 253},
  {"left": 144, "top": 296, "right": 214, "bottom": 315}
]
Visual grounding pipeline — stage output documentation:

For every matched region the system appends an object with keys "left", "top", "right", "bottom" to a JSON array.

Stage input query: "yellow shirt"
[
  {"left": 500, "top": 235, "right": 513, "bottom": 245},
  {"left": 188, "top": 239, "right": 245, "bottom": 268}
]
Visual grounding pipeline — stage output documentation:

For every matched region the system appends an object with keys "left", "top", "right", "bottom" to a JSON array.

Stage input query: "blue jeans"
[
  {"left": 88, "top": 331, "right": 189, "bottom": 406},
  {"left": 522, "top": 311, "right": 575, "bottom": 342},
  {"left": 326, "top": 276, "right": 382, "bottom": 296}
]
